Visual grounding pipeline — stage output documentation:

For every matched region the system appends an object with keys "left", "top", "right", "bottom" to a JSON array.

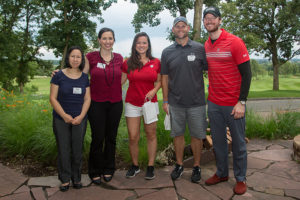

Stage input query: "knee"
[
  {"left": 146, "top": 132, "right": 157, "bottom": 141},
  {"left": 129, "top": 134, "right": 140, "bottom": 144}
]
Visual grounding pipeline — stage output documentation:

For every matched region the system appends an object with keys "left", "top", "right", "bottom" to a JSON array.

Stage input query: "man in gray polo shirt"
[{"left": 161, "top": 16, "right": 207, "bottom": 183}]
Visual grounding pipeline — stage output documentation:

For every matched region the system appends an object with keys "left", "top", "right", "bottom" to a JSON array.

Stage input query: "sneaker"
[
  {"left": 205, "top": 173, "right": 229, "bottom": 185},
  {"left": 191, "top": 166, "right": 201, "bottom": 183},
  {"left": 126, "top": 165, "right": 140, "bottom": 178},
  {"left": 234, "top": 181, "right": 247, "bottom": 195},
  {"left": 170, "top": 164, "right": 184, "bottom": 180},
  {"left": 145, "top": 166, "right": 155, "bottom": 180}
]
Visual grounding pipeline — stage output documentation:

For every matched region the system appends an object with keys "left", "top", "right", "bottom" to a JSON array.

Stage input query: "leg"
[
  {"left": 207, "top": 101, "right": 229, "bottom": 178},
  {"left": 88, "top": 101, "right": 107, "bottom": 179},
  {"left": 226, "top": 108, "right": 247, "bottom": 182},
  {"left": 126, "top": 116, "right": 141, "bottom": 166},
  {"left": 144, "top": 121, "right": 157, "bottom": 166},
  {"left": 53, "top": 117, "right": 72, "bottom": 184},
  {"left": 174, "top": 136, "right": 185, "bottom": 165},
  {"left": 190, "top": 137, "right": 203, "bottom": 167},
  {"left": 71, "top": 118, "right": 87, "bottom": 183},
  {"left": 103, "top": 101, "right": 123, "bottom": 175},
  {"left": 187, "top": 105, "right": 207, "bottom": 167}
]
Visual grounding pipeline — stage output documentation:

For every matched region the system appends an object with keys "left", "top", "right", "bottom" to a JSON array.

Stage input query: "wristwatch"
[{"left": 239, "top": 101, "right": 246, "bottom": 105}]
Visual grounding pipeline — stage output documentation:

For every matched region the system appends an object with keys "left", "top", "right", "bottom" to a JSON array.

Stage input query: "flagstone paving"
[{"left": 1, "top": 138, "right": 300, "bottom": 200}]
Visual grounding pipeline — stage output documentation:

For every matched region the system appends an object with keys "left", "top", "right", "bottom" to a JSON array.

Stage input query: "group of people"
[{"left": 50, "top": 6, "right": 251, "bottom": 195}]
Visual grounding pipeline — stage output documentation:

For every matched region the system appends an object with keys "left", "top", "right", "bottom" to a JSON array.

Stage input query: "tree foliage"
[
  {"left": 38, "top": 0, "right": 116, "bottom": 69},
  {"left": 221, "top": 0, "right": 300, "bottom": 90}
]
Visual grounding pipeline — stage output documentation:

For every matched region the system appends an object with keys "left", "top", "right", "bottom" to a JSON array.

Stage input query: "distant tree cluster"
[{"left": 0, "top": 0, "right": 115, "bottom": 92}]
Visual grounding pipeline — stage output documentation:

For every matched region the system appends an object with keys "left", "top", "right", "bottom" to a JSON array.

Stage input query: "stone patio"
[{"left": 1, "top": 139, "right": 300, "bottom": 200}]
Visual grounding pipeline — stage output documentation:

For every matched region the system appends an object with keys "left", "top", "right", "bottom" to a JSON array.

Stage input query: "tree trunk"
[
  {"left": 61, "top": 38, "right": 69, "bottom": 69},
  {"left": 272, "top": 54, "right": 279, "bottom": 91},
  {"left": 193, "top": 0, "right": 203, "bottom": 41}
]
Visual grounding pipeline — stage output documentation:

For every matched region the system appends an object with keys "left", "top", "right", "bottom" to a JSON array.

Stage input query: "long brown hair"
[{"left": 127, "top": 32, "right": 154, "bottom": 73}]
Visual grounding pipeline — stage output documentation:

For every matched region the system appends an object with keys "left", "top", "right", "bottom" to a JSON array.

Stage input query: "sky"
[{"left": 39, "top": 0, "right": 195, "bottom": 60}]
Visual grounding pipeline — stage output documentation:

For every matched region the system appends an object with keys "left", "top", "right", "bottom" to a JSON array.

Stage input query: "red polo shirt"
[
  {"left": 205, "top": 29, "right": 250, "bottom": 106},
  {"left": 122, "top": 58, "right": 161, "bottom": 107}
]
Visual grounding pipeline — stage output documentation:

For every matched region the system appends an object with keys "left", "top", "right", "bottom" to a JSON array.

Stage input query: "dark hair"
[
  {"left": 127, "top": 32, "right": 154, "bottom": 73},
  {"left": 98, "top": 27, "right": 115, "bottom": 41},
  {"left": 65, "top": 46, "right": 85, "bottom": 71}
]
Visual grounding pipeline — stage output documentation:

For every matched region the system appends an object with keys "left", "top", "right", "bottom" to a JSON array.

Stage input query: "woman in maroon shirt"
[{"left": 84, "top": 28, "right": 123, "bottom": 184}]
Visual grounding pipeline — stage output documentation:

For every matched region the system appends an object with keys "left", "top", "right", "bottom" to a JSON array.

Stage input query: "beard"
[
  {"left": 205, "top": 23, "right": 220, "bottom": 33},
  {"left": 174, "top": 32, "right": 189, "bottom": 39}
]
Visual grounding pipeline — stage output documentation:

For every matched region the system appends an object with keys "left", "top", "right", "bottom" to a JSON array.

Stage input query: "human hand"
[
  {"left": 72, "top": 116, "right": 83, "bottom": 125},
  {"left": 145, "top": 89, "right": 156, "bottom": 101},
  {"left": 231, "top": 102, "right": 245, "bottom": 119},
  {"left": 163, "top": 103, "right": 169, "bottom": 115},
  {"left": 63, "top": 114, "right": 74, "bottom": 124},
  {"left": 51, "top": 69, "right": 59, "bottom": 77}
]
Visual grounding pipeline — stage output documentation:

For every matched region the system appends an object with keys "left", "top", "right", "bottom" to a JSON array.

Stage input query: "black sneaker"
[
  {"left": 145, "top": 166, "right": 155, "bottom": 180},
  {"left": 126, "top": 165, "right": 140, "bottom": 178},
  {"left": 191, "top": 166, "right": 201, "bottom": 183},
  {"left": 171, "top": 164, "right": 184, "bottom": 180}
]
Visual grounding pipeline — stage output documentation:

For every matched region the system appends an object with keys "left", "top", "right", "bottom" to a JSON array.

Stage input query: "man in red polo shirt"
[{"left": 203, "top": 6, "right": 252, "bottom": 195}]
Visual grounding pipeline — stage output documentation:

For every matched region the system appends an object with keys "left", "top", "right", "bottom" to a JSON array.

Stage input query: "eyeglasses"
[{"left": 203, "top": 16, "right": 218, "bottom": 21}]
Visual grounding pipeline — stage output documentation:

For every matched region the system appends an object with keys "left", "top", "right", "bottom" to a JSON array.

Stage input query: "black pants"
[
  {"left": 53, "top": 117, "right": 87, "bottom": 184},
  {"left": 88, "top": 100, "right": 123, "bottom": 178}
]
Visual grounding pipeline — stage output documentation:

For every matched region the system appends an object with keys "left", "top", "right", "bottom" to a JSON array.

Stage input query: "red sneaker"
[
  {"left": 205, "top": 174, "right": 229, "bottom": 185},
  {"left": 234, "top": 181, "right": 247, "bottom": 195}
]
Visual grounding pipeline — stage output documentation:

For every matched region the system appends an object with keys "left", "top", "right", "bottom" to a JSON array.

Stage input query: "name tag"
[
  {"left": 97, "top": 62, "right": 105, "bottom": 69},
  {"left": 187, "top": 53, "right": 196, "bottom": 62},
  {"left": 73, "top": 87, "right": 82, "bottom": 94}
]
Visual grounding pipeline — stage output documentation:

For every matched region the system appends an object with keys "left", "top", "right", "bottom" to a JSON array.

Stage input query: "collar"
[{"left": 208, "top": 28, "right": 228, "bottom": 44}]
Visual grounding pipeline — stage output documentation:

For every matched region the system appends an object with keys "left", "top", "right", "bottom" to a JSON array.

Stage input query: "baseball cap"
[
  {"left": 203, "top": 6, "right": 221, "bottom": 18},
  {"left": 173, "top": 16, "right": 188, "bottom": 26}
]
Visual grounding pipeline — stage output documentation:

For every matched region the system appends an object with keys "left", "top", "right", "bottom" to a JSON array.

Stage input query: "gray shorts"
[{"left": 169, "top": 105, "right": 207, "bottom": 139}]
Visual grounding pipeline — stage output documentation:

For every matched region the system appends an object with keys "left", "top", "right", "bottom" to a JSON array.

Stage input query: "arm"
[
  {"left": 231, "top": 60, "right": 252, "bottom": 119},
  {"left": 72, "top": 87, "right": 91, "bottom": 125},
  {"left": 161, "top": 74, "right": 169, "bottom": 115},
  {"left": 83, "top": 56, "right": 90, "bottom": 74},
  {"left": 121, "top": 72, "right": 127, "bottom": 85},
  {"left": 49, "top": 84, "right": 73, "bottom": 123},
  {"left": 146, "top": 74, "right": 162, "bottom": 100}
]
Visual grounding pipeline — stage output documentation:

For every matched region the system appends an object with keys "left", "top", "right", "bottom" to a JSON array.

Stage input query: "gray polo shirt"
[{"left": 161, "top": 39, "right": 207, "bottom": 108}]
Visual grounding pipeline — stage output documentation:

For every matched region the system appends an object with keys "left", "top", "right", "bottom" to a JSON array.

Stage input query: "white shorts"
[{"left": 125, "top": 102, "right": 159, "bottom": 118}]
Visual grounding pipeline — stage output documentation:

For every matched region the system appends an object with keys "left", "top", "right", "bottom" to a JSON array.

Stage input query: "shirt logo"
[
  {"left": 150, "top": 65, "right": 153, "bottom": 68},
  {"left": 243, "top": 54, "right": 247, "bottom": 57},
  {"left": 187, "top": 53, "right": 196, "bottom": 62}
]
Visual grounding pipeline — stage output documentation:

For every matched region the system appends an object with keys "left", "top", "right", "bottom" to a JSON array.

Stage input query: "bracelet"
[{"left": 163, "top": 101, "right": 168, "bottom": 104}]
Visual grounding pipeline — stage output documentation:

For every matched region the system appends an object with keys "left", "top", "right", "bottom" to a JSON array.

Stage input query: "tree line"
[{"left": 0, "top": 0, "right": 299, "bottom": 92}]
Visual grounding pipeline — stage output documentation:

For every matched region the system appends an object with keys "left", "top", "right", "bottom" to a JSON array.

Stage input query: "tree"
[
  {"left": 38, "top": 0, "right": 116, "bottom": 69},
  {"left": 221, "top": 0, "right": 300, "bottom": 90},
  {"left": 0, "top": 0, "right": 25, "bottom": 90},
  {"left": 129, "top": 0, "right": 218, "bottom": 40}
]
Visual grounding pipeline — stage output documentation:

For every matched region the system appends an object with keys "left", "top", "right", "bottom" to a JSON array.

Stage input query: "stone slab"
[
  {"left": 247, "top": 172, "right": 300, "bottom": 190},
  {"left": 31, "top": 187, "right": 46, "bottom": 200},
  {"left": 248, "top": 149, "right": 292, "bottom": 161},
  {"left": 46, "top": 187, "right": 59, "bottom": 197},
  {"left": 247, "top": 156, "right": 272, "bottom": 169},
  {"left": 105, "top": 169, "right": 173, "bottom": 189},
  {"left": 203, "top": 181, "right": 234, "bottom": 200},
  {"left": 267, "top": 144, "right": 285, "bottom": 150},
  {"left": 13, "top": 185, "right": 30, "bottom": 194},
  {"left": 262, "top": 161, "right": 300, "bottom": 182},
  {"left": 285, "top": 189, "right": 300, "bottom": 199},
  {"left": 137, "top": 188, "right": 178, "bottom": 200},
  {"left": 0, "top": 192, "right": 32, "bottom": 200},
  {"left": 246, "top": 139, "right": 270, "bottom": 151},
  {"left": 135, "top": 189, "right": 158, "bottom": 197},
  {"left": 175, "top": 179, "right": 219, "bottom": 200},
  {"left": 233, "top": 189, "right": 294, "bottom": 200},
  {"left": 28, "top": 176, "right": 60, "bottom": 187},
  {"left": 49, "top": 186, "right": 134, "bottom": 200},
  {"left": 0, "top": 164, "right": 27, "bottom": 197}
]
